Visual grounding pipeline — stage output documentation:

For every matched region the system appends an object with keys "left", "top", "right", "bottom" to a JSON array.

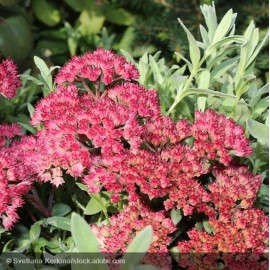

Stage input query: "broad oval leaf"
[
  {"left": 246, "top": 119, "right": 269, "bottom": 147},
  {"left": 84, "top": 197, "right": 103, "bottom": 215},
  {"left": 46, "top": 217, "right": 71, "bottom": 231},
  {"left": 121, "top": 226, "right": 153, "bottom": 270},
  {"left": 32, "top": 0, "right": 61, "bottom": 26}
]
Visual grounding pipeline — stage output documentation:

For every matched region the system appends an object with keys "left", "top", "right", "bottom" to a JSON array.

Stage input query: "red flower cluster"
[
  {"left": 0, "top": 57, "right": 21, "bottom": 99},
  {"left": 0, "top": 49, "right": 268, "bottom": 269}
]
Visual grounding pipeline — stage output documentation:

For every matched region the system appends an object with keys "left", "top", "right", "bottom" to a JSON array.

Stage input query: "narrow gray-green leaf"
[
  {"left": 181, "top": 88, "right": 237, "bottom": 100},
  {"left": 34, "top": 56, "right": 49, "bottom": 81},
  {"left": 246, "top": 30, "right": 269, "bottom": 69},
  {"left": 178, "top": 18, "right": 201, "bottom": 68},
  {"left": 210, "top": 56, "right": 239, "bottom": 82},
  {"left": 210, "top": 36, "right": 244, "bottom": 51},
  {"left": 120, "top": 49, "right": 136, "bottom": 64},
  {"left": 18, "top": 123, "right": 36, "bottom": 134},
  {"left": 212, "top": 9, "right": 235, "bottom": 44},
  {"left": 27, "top": 103, "right": 35, "bottom": 117},
  {"left": 149, "top": 55, "right": 164, "bottom": 85},
  {"left": 200, "top": 3, "right": 218, "bottom": 43}
]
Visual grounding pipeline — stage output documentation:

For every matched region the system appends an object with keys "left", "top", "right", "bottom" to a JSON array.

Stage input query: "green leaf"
[
  {"left": 71, "top": 213, "right": 100, "bottom": 252},
  {"left": 0, "top": 16, "right": 33, "bottom": 61},
  {"left": 149, "top": 55, "right": 164, "bottom": 85},
  {"left": 210, "top": 56, "right": 239, "bottom": 82},
  {"left": 170, "top": 246, "right": 180, "bottom": 263},
  {"left": 183, "top": 88, "right": 237, "bottom": 100},
  {"left": 200, "top": 2, "right": 218, "bottom": 43},
  {"left": 20, "top": 75, "right": 44, "bottom": 86},
  {"left": 33, "top": 56, "right": 50, "bottom": 82},
  {"left": 247, "top": 119, "right": 269, "bottom": 147},
  {"left": 46, "top": 217, "right": 71, "bottom": 231},
  {"left": 258, "top": 184, "right": 269, "bottom": 197},
  {"left": 120, "top": 49, "right": 136, "bottom": 65},
  {"left": 232, "top": 99, "right": 250, "bottom": 125},
  {"left": 79, "top": 10, "right": 105, "bottom": 35},
  {"left": 178, "top": 18, "right": 201, "bottom": 68},
  {"left": 52, "top": 203, "right": 71, "bottom": 217},
  {"left": 121, "top": 226, "right": 153, "bottom": 270},
  {"left": 84, "top": 197, "right": 103, "bottom": 215},
  {"left": 76, "top": 182, "right": 89, "bottom": 192},
  {"left": 115, "top": 27, "right": 135, "bottom": 52},
  {"left": 170, "top": 209, "right": 182, "bottom": 225},
  {"left": 199, "top": 25, "right": 209, "bottom": 47},
  {"left": 105, "top": 8, "right": 135, "bottom": 26},
  {"left": 32, "top": 0, "right": 61, "bottom": 27},
  {"left": 209, "top": 36, "right": 244, "bottom": 51},
  {"left": 29, "top": 222, "right": 41, "bottom": 243},
  {"left": 70, "top": 213, "right": 108, "bottom": 270},
  {"left": 63, "top": 0, "right": 88, "bottom": 12},
  {"left": 15, "top": 236, "right": 38, "bottom": 253},
  {"left": 246, "top": 30, "right": 269, "bottom": 68},
  {"left": 203, "top": 220, "right": 213, "bottom": 234},
  {"left": 212, "top": 9, "right": 235, "bottom": 44},
  {"left": 27, "top": 103, "right": 35, "bottom": 117},
  {"left": 18, "top": 123, "right": 36, "bottom": 134}
]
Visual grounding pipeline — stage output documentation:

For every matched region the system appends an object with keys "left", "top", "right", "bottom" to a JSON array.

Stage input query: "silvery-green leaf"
[
  {"left": 200, "top": 3, "right": 217, "bottom": 43},
  {"left": 210, "top": 36, "right": 244, "bottom": 50},
  {"left": 120, "top": 49, "right": 136, "bottom": 65},
  {"left": 199, "top": 25, "right": 209, "bottom": 47},
  {"left": 46, "top": 217, "right": 71, "bottom": 231},
  {"left": 178, "top": 18, "right": 201, "bottom": 68},
  {"left": 170, "top": 209, "right": 182, "bottom": 225},
  {"left": 246, "top": 30, "right": 269, "bottom": 69},
  {"left": 210, "top": 56, "right": 239, "bottom": 82},
  {"left": 247, "top": 119, "right": 269, "bottom": 147},
  {"left": 203, "top": 220, "right": 213, "bottom": 234},
  {"left": 84, "top": 197, "right": 103, "bottom": 215},
  {"left": 149, "top": 55, "right": 164, "bottom": 85},
  {"left": 212, "top": 9, "right": 236, "bottom": 44},
  {"left": 121, "top": 226, "right": 153, "bottom": 270},
  {"left": 175, "top": 52, "right": 193, "bottom": 71},
  {"left": 34, "top": 56, "right": 50, "bottom": 82},
  {"left": 27, "top": 103, "right": 35, "bottom": 117},
  {"left": 71, "top": 213, "right": 108, "bottom": 270},
  {"left": 182, "top": 88, "right": 237, "bottom": 100}
]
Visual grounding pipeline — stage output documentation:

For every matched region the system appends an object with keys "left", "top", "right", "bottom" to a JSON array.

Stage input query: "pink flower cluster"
[
  {"left": 92, "top": 201, "right": 175, "bottom": 269},
  {"left": 0, "top": 57, "right": 21, "bottom": 99},
  {"left": 0, "top": 124, "right": 32, "bottom": 228},
  {"left": 0, "top": 49, "right": 268, "bottom": 268},
  {"left": 178, "top": 208, "right": 268, "bottom": 270}
]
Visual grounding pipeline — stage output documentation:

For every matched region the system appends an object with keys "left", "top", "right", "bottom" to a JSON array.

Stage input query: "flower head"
[{"left": 0, "top": 57, "right": 21, "bottom": 99}]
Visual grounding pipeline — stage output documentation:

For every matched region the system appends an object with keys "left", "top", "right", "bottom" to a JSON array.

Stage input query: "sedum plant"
[
  {"left": 0, "top": 3, "right": 268, "bottom": 270},
  {"left": 0, "top": 47, "right": 268, "bottom": 270}
]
